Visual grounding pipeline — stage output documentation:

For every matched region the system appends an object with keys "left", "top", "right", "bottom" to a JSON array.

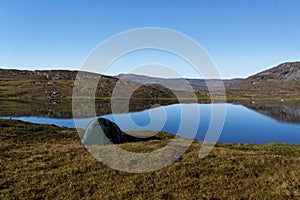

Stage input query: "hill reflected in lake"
[
  {"left": 1, "top": 100, "right": 300, "bottom": 125},
  {"left": 2, "top": 102, "right": 300, "bottom": 144},
  {"left": 0, "top": 99, "right": 179, "bottom": 118},
  {"left": 242, "top": 101, "right": 300, "bottom": 124}
]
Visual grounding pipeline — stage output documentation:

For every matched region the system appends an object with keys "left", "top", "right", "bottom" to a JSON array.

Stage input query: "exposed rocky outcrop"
[
  {"left": 227, "top": 62, "right": 300, "bottom": 97},
  {"left": 246, "top": 62, "right": 300, "bottom": 82},
  {"left": 0, "top": 69, "right": 77, "bottom": 80}
]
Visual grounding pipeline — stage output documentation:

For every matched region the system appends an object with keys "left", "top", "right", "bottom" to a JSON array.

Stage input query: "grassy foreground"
[{"left": 1, "top": 119, "right": 300, "bottom": 199}]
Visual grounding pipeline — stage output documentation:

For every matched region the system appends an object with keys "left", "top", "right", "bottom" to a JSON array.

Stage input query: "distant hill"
[
  {"left": 0, "top": 69, "right": 179, "bottom": 100},
  {"left": 247, "top": 62, "right": 300, "bottom": 82},
  {"left": 227, "top": 62, "right": 300, "bottom": 98},
  {"left": 0, "top": 69, "right": 78, "bottom": 80},
  {"left": 1, "top": 61, "right": 300, "bottom": 101},
  {"left": 0, "top": 69, "right": 119, "bottom": 99},
  {"left": 116, "top": 73, "right": 242, "bottom": 91}
]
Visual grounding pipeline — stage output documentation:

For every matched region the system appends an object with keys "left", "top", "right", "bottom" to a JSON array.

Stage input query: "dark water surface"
[{"left": 1, "top": 100, "right": 300, "bottom": 144}]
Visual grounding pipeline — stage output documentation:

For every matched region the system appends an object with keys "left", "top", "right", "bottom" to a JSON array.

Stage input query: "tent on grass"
[{"left": 82, "top": 118, "right": 124, "bottom": 145}]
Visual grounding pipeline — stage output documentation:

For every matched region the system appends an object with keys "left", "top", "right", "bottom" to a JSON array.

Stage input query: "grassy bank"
[{"left": 1, "top": 119, "right": 300, "bottom": 199}]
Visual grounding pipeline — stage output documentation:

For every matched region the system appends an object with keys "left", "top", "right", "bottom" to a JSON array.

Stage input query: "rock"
[{"left": 247, "top": 62, "right": 300, "bottom": 82}]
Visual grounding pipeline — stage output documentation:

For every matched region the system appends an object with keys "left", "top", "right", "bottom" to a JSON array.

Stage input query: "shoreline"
[{"left": 2, "top": 118, "right": 300, "bottom": 146}]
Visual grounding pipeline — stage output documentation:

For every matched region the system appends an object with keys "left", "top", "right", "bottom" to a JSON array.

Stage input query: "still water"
[{"left": 3, "top": 103, "right": 300, "bottom": 144}]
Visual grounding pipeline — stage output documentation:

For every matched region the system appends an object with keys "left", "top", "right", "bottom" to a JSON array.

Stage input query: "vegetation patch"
[{"left": 1, "top": 119, "right": 299, "bottom": 199}]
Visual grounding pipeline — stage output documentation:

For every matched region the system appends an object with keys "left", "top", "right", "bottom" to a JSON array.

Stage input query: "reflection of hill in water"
[
  {"left": 0, "top": 99, "right": 179, "bottom": 118},
  {"left": 2, "top": 99, "right": 300, "bottom": 124},
  {"left": 0, "top": 99, "right": 73, "bottom": 118},
  {"left": 243, "top": 101, "right": 300, "bottom": 124}
]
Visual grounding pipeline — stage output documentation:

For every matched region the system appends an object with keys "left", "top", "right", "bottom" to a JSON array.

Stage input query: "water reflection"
[
  {"left": 1, "top": 100, "right": 300, "bottom": 124},
  {"left": 0, "top": 99, "right": 178, "bottom": 118},
  {"left": 1, "top": 101, "right": 300, "bottom": 144},
  {"left": 78, "top": 103, "right": 300, "bottom": 144},
  {"left": 0, "top": 99, "right": 73, "bottom": 118},
  {"left": 242, "top": 101, "right": 300, "bottom": 124}
]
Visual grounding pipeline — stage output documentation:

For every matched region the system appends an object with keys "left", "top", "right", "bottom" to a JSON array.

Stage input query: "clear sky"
[{"left": 0, "top": 0, "right": 299, "bottom": 78}]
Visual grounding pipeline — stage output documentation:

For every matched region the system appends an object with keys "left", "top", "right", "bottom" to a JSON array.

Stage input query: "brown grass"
[{"left": 1, "top": 119, "right": 300, "bottom": 199}]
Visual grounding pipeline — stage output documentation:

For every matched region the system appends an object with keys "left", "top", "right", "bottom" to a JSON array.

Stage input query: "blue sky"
[{"left": 0, "top": 0, "right": 299, "bottom": 78}]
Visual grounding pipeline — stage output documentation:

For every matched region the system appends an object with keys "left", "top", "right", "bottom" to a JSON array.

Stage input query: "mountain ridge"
[
  {"left": 116, "top": 73, "right": 242, "bottom": 91},
  {"left": 1, "top": 61, "right": 300, "bottom": 100},
  {"left": 246, "top": 62, "right": 300, "bottom": 82},
  {"left": 226, "top": 61, "right": 300, "bottom": 98}
]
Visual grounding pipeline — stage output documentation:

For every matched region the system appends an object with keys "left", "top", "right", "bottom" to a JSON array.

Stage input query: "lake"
[{"left": 2, "top": 101, "right": 300, "bottom": 144}]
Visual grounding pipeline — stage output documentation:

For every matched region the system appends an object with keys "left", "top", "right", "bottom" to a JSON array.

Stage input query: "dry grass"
[
  {"left": 2, "top": 70, "right": 300, "bottom": 103},
  {"left": 226, "top": 80, "right": 300, "bottom": 99},
  {"left": 1, "top": 119, "right": 300, "bottom": 199}
]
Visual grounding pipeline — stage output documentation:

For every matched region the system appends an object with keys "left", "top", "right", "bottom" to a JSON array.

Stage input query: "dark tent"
[{"left": 82, "top": 118, "right": 124, "bottom": 145}]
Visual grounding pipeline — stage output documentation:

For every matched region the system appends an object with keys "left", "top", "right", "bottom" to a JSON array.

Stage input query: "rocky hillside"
[
  {"left": 0, "top": 69, "right": 119, "bottom": 99},
  {"left": 0, "top": 69, "right": 180, "bottom": 100},
  {"left": 117, "top": 73, "right": 242, "bottom": 91},
  {"left": 227, "top": 62, "right": 300, "bottom": 98},
  {"left": 247, "top": 62, "right": 300, "bottom": 82},
  {"left": 0, "top": 69, "right": 78, "bottom": 80},
  {"left": 1, "top": 61, "right": 300, "bottom": 101}
]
